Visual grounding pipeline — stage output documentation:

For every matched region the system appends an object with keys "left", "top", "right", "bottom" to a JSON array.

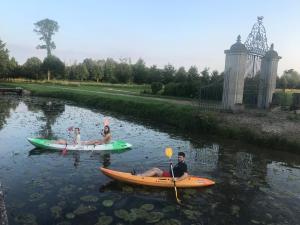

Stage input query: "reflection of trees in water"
[
  {"left": 24, "top": 98, "right": 65, "bottom": 138},
  {"left": 236, "top": 152, "right": 253, "bottom": 178},
  {"left": 0, "top": 97, "right": 20, "bottom": 129},
  {"left": 189, "top": 143, "right": 219, "bottom": 171}
]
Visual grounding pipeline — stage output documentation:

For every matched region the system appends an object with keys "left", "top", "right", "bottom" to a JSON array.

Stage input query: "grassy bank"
[{"left": 2, "top": 82, "right": 300, "bottom": 152}]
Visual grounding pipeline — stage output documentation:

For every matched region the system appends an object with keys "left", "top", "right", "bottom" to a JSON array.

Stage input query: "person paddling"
[{"left": 136, "top": 152, "right": 188, "bottom": 181}]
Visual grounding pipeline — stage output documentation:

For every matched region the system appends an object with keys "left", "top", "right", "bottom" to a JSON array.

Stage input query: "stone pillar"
[
  {"left": 222, "top": 35, "right": 248, "bottom": 110},
  {"left": 257, "top": 44, "right": 281, "bottom": 109}
]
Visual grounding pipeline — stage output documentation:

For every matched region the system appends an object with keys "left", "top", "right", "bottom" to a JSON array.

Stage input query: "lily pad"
[
  {"left": 122, "top": 186, "right": 133, "bottom": 193},
  {"left": 14, "top": 213, "right": 37, "bottom": 225},
  {"left": 74, "top": 204, "right": 97, "bottom": 215},
  {"left": 51, "top": 206, "right": 62, "bottom": 219},
  {"left": 80, "top": 195, "right": 99, "bottom": 203},
  {"left": 231, "top": 205, "right": 240, "bottom": 216},
  {"left": 65, "top": 213, "right": 75, "bottom": 219},
  {"left": 127, "top": 211, "right": 137, "bottom": 222},
  {"left": 29, "top": 193, "right": 44, "bottom": 202},
  {"left": 162, "top": 205, "right": 176, "bottom": 213},
  {"left": 182, "top": 209, "right": 201, "bottom": 220},
  {"left": 102, "top": 199, "right": 114, "bottom": 207},
  {"left": 38, "top": 203, "right": 47, "bottom": 209},
  {"left": 145, "top": 212, "right": 164, "bottom": 223},
  {"left": 130, "top": 208, "right": 148, "bottom": 219},
  {"left": 140, "top": 203, "right": 154, "bottom": 211},
  {"left": 114, "top": 209, "right": 129, "bottom": 220},
  {"left": 95, "top": 215, "right": 113, "bottom": 225}
]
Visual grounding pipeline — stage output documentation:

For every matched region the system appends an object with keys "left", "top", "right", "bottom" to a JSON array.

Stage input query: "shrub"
[{"left": 151, "top": 82, "right": 163, "bottom": 94}]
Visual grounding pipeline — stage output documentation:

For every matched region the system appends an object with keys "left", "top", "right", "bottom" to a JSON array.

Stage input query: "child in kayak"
[
  {"left": 136, "top": 152, "right": 188, "bottom": 181},
  {"left": 86, "top": 125, "right": 112, "bottom": 145},
  {"left": 55, "top": 127, "right": 81, "bottom": 145}
]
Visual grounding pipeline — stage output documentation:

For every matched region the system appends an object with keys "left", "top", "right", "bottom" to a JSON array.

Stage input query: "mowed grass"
[
  {"left": 6, "top": 80, "right": 195, "bottom": 106},
  {"left": 12, "top": 78, "right": 151, "bottom": 95}
]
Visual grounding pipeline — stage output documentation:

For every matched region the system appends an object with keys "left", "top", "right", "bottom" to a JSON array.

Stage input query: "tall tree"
[
  {"left": 42, "top": 55, "right": 65, "bottom": 80},
  {"left": 34, "top": 18, "right": 59, "bottom": 57}
]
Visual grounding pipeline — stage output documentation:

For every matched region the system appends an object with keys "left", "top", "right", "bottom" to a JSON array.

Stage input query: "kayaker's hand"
[{"left": 172, "top": 177, "right": 177, "bottom": 182}]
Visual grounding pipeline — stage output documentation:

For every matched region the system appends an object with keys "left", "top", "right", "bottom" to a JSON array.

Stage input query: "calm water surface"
[{"left": 0, "top": 96, "right": 300, "bottom": 225}]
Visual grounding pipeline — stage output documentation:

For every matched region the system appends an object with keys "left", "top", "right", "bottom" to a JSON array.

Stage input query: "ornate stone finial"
[
  {"left": 257, "top": 16, "right": 264, "bottom": 24},
  {"left": 237, "top": 35, "right": 241, "bottom": 43},
  {"left": 270, "top": 43, "right": 274, "bottom": 50}
]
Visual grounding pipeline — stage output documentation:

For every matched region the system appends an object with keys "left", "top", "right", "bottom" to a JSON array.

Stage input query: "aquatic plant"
[
  {"left": 102, "top": 199, "right": 114, "bottom": 207},
  {"left": 51, "top": 206, "right": 62, "bottom": 219},
  {"left": 80, "top": 195, "right": 99, "bottom": 203},
  {"left": 73, "top": 204, "right": 97, "bottom": 215},
  {"left": 95, "top": 215, "right": 113, "bottom": 225}
]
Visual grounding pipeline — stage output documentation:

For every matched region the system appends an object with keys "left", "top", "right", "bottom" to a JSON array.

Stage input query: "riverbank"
[{"left": 2, "top": 82, "right": 300, "bottom": 152}]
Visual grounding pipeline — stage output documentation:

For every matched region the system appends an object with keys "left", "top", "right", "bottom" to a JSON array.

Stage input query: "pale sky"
[{"left": 1, "top": 0, "right": 299, "bottom": 75}]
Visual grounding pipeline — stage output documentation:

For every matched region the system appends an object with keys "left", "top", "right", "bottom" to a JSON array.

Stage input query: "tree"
[
  {"left": 74, "top": 64, "right": 89, "bottom": 81},
  {"left": 0, "top": 39, "right": 10, "bottom": 79},
  {"left": 42, "top": 55, "right": 65, "bottom": 80},
  {"left": 162, "top": 64, "right": 175, "bottom": 84},
  {"left": 114, "top": 61, "right": 132, "bottom": 83},
  {"left": 187, "top": 66, "right": 199, "bottom": 82},
  {"left": 23, "top": 57, "right": 42, "bottom": 79},
  {"left": 103, "top": 58, "right": 117, "bottom": 82},
  {"left": 280, "top": 69, "right": 300, "bottom": 89},
  {"left": 174, "top": 67, "right": 187, "bottom": 83},
  {"left": 148, "top": 65, "right": 162, "bottom": 83},
  {"left": 7, "top": 57, "right": 19, "bottom": 79},
  {"left": 34, "top": 18, "right": 59, "bottom": 56},
  {"left": 151, "top": 82, "right": 163, "bottom": 94},
  {"left": 200, "top": 67, "right": 210, "bottom": 84},
  {"left": 132, "top": 58, "right": 147, "bottom": 84}
]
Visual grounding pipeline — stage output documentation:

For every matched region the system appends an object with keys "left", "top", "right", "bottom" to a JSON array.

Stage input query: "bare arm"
[{"left": 174, "top": 172, "right": 188, "bottom": 182}]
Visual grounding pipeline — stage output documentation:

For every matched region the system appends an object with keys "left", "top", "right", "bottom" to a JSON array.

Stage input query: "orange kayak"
[{"left": 100, "top": 167, "right": 215, "bottom": 188}]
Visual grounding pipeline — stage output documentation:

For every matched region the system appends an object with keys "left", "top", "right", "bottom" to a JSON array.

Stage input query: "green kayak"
[{"left": 27, "top": 138, "right": 132, "bottom": 151}]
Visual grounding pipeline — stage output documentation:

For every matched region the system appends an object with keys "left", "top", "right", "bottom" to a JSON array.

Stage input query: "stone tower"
[
  {"left": 257, "top": 44, "right": 281, "bottom": 108},
  {"left": 222, "top": 35, "right": 248, "bottom": 110}
]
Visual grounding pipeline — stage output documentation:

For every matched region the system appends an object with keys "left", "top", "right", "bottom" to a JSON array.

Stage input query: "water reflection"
[
  {"left": 0, "top": 96, "right": 300, "bottom": 225},
  {"left": 0, "top": 96, "right": 20, "bottom": 129}
]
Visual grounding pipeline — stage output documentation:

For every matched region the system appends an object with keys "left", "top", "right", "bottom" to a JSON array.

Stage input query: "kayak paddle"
[
  {"left": 62, "top": 143, "right": 68, "bottom": 155},
  {"left": 165, "top": 147, "right": 181, "bottom": 204}
]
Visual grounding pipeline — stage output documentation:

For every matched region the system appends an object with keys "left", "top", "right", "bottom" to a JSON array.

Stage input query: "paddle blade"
[
  {"left": 103, "top": 118, "right": 110, "bottom": 126},
  {"left": 165, "top": 147, "right": 173, "bottom": 158}
]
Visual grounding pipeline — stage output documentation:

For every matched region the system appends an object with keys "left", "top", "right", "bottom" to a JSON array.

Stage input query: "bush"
[
  {"left": 151, "top": 82, "right": 163, "bottom": 94},
  {"left": 272, "top": 92, "right": 293, "bottom": 107}
]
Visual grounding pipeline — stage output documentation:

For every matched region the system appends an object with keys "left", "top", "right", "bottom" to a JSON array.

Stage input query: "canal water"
[{"left": 0, "top": 95, "right": 299, "bottom": 225}]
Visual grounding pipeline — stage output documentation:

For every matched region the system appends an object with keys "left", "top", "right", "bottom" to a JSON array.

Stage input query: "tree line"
[{"left": 1, "top": 17, "right": 300, "bottom": 100}]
